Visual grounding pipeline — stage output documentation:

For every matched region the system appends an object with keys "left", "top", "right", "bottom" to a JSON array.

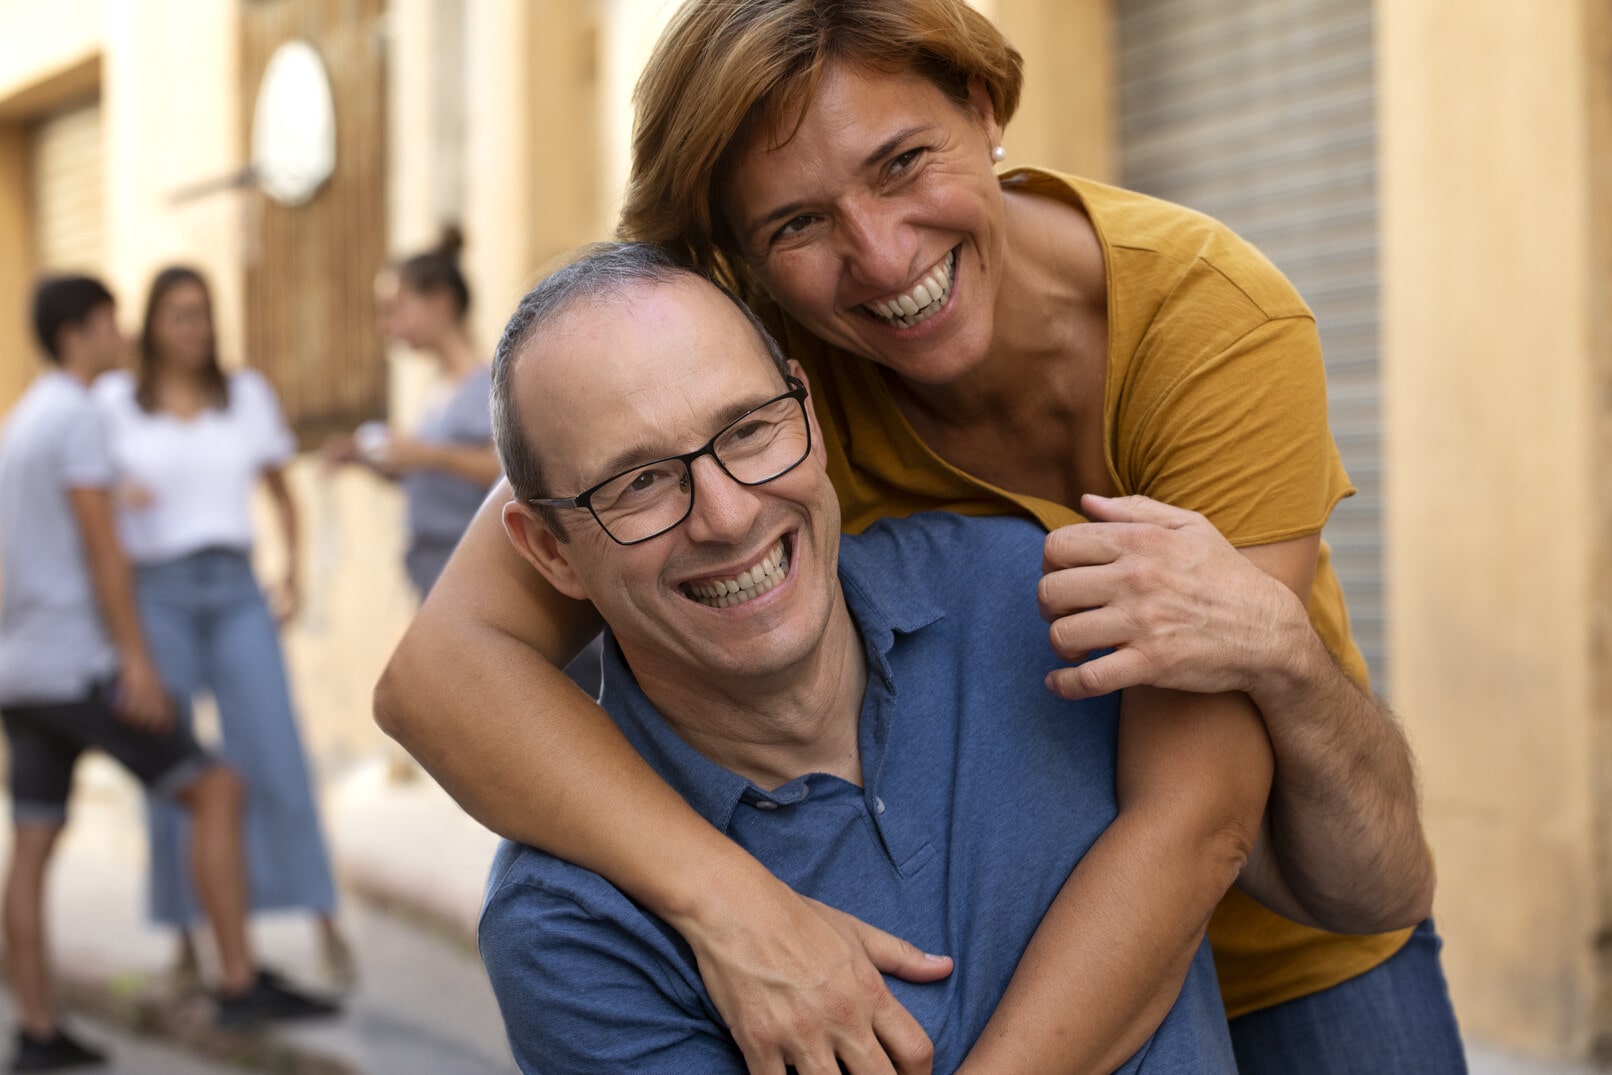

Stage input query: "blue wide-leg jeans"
[{"left": 137, "top": 548, "right": 337, "bottom": 926}]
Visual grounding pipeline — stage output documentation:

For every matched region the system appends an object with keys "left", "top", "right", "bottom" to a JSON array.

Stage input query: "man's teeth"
[
  {"left": 864, "top": 251, "right": 955, "bottom": 328},
  {"left": 685, "top": 540, "right": 789, "bottom": 608}
]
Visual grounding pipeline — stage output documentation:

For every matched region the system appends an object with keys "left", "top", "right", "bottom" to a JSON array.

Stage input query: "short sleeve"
[
  {"left": 448, "top": 367, "right": 494, "bottom": 445},
  {"left": 59, "top": 395, "right": 115, "bottom": 490},
  {"left": 479, "top": 856, "right": 743, "bottom": 1074},
  {"left": 1111, "top": 311, "right": 1353, "bottom": 548},
  {"left": 232, "top": 371, "right": 296, "bottom": 468}
]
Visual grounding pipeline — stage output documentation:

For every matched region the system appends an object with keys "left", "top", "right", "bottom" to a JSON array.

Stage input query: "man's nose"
[{"left": 680, "top": 453, "right": 762, "bottom": 544}]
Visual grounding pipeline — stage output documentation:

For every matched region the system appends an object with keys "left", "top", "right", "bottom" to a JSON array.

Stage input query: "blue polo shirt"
[{"left": 479, "top": 512, "right": 1235, "bottom": 1073}]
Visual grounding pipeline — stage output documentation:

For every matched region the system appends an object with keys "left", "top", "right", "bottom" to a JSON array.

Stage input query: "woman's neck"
[
  {"left": 152, "top": 365, "right": 213, "bottom": 417},
  {"left": 433, "top": 327, "right": 481, "bottom": 380}
]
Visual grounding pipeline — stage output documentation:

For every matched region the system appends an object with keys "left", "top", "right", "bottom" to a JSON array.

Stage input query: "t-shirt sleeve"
[
  {"left": 479, "top": 868, "right": 743, "bottom": 1074},
  {"left": 1111, "top": 309, "right": 1353, "bottom": 549},
  {"left": 234, "top": 371, "right": 296, "bottom": 468},
  {"left": 449, "top": 368, "right": 494, "bottom": 446},
  {"left": 59, "top": 397, "right": 115, "bottom": 490}
]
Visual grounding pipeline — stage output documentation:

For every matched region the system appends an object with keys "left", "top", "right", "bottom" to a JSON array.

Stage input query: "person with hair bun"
[
  {"left": 327, "top": 228, "right": 503, "bottom": 599},
  {"left": 329, "top": 231, "right": 605, "bottom": 690},
  {"left": 93, "top": 265, "right": 351, "bottom": 990}
]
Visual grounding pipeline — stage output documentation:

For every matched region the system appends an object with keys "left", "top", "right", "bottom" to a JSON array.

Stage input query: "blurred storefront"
[{"left": 0, "top": 0, "right": 1607, "bottom": 1064}]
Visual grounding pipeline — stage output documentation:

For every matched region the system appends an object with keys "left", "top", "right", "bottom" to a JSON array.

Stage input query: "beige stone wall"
[
  {"left": 9, "top": 0, "right": 1610, "bottom": 1060},
  {"left": 1379, "top": 0, "right": 1610, "bottom": 1057},
  {"left": 0, "top": 1, "right": 415, "bottom": 771}
]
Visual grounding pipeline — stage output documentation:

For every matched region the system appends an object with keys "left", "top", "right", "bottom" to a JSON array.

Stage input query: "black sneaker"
[
  {"left": 214, "top": 970, "right": 341, "bottom": 1030},
  {"left": 10, "top": 1027, "right": 106, "bottom": 1072}
]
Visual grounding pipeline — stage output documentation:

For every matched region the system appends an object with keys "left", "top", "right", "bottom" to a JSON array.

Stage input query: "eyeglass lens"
[{"left": 591, "top": 396, "right": 809, "bottom": 543}]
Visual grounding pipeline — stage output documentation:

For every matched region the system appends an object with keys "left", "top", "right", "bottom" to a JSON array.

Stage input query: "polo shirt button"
[
  {"left": 755, "top": 800, "right": 778, "bottom": 811},
  {"left": 874, "top": 797, "right": 886, "bottom": 815}
]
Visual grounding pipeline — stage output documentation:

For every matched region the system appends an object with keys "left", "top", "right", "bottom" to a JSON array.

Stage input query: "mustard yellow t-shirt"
[{"left": 760, "top": 167, "right": 1411, "bottom": 1018}]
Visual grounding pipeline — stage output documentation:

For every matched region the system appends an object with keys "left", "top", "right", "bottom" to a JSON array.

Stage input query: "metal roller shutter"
[{"left": 1117, "top": 0, "right": 1386, "bottom": 690}]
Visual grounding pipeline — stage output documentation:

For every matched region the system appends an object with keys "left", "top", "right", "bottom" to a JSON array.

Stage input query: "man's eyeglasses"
[{"left": 529, "top": 377, "right": 812, "bottom": 546}]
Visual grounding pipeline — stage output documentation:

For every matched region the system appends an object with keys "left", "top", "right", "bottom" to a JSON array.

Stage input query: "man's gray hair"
[{"left": 492, "top": 241, "right": 792, "bottom": 541}]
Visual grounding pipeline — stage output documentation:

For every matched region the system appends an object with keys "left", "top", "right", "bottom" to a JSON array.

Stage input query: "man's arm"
[
  {"left": 1039, "top": 494, "right": 1434, "bottom": 933},
  {"left": 66, "top": 486, "right": 172, "bottom": 731},
  {"left": 377, "top": 484, "right": 947, "bottom": 1075},
  {"left": 958, "top": 685, "right": 1271, "bottom": 1074}
]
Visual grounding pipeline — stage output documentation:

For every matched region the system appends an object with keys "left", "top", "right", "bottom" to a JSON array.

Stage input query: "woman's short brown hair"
[{"left": 619, "top": 0, "right": 1023, "bottom": 282}]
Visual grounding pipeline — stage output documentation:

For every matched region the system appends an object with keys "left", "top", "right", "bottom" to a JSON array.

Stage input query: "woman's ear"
[
  {"left": 502, "top": 500, "right": 590, "bottom": 601},
  {"left": 965, "top": 76, "right": 1003, "bottom": 150}
]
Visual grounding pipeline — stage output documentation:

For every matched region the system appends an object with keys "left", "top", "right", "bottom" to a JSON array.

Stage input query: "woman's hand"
[
  {"left": 267, "top": 571, "right": 301, "bottom": 625},
  {"left": 682, "top": 884, "right": 951, "bottom": 1075},
  {"left": 1037, "top": 494, "right": 1306, "bottom": 700},
  {"left": 1044, "top": 494, "right": 1435, "bottom": 932}
]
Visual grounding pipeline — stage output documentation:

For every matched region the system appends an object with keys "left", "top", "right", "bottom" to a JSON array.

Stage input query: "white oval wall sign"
[{"left": 251, "top": 39, "right": 337, "bottom": 207}]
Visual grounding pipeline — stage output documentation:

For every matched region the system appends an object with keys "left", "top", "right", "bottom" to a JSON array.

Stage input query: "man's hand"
[
  {"left": 113, "top": 654, "right": 174, "bottom": 734},
  {"left": 687, "top": 890, "right": 950, "bottom": 1075},
  {"left": 1038, "top": 494, "right": 1305, "bottom": 700}
]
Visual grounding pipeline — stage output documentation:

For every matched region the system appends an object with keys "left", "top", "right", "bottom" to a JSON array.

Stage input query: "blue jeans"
[
  {"left": 1229, "top": 919, "right": 1466, "bottom": 1074},
  {"left": 137, "top": 549, "right": 337, "bottom": 926}
]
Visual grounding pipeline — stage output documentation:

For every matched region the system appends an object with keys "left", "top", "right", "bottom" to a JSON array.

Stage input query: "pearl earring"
[{"left": 991, "top": 145, "right": 1006, "bottom": 162}]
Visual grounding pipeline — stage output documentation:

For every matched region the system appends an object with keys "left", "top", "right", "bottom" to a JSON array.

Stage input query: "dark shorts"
[{"left": 1, "top": 682, "right": 214, "bottom": 826}]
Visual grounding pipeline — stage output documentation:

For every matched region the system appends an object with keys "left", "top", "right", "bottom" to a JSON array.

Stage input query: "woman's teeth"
[
  {"left": 685, "top": 540, "right": 789, "bottom": 608},
  {"left": 864, "top": 251, "right": 955, "bottom": 328}
]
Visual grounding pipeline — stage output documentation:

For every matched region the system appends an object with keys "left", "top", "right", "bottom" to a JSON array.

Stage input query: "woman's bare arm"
[
  {"left": 1040, "top": 495, "right": 1434, "bottom": 932},
  {"left": 375, "top": 483, "right": 949, "bottom": 1075},
  {"left": 261, "top": 465, "right": 300, "bottom": 621}
]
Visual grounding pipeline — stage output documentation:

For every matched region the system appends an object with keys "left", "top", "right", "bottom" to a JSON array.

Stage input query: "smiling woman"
[{"left": 377, "top": 2, "right": 1459, "bottom": 1073}]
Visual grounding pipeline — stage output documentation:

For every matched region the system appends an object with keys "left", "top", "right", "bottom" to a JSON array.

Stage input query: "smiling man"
[{"left": 477, "top": 242, "right": 1266, "bottom": 1073}]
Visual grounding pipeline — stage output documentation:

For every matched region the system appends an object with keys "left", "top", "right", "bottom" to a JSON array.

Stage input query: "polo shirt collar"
[{"left": 597, "top": 530, "right": 946, "bottom": 835}]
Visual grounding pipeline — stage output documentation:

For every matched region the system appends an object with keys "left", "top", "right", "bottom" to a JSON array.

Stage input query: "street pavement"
[
  {"left": 10, "top": 753, "right": 514, "bottom": 1075},
  {"left": 10, "top": 749, "right": 1603, "bottom": 1074}
]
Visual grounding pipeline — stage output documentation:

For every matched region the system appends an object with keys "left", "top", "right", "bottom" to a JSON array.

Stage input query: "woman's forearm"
[{"left": 262, "top": 465, "right": 300, "bottom": 592}]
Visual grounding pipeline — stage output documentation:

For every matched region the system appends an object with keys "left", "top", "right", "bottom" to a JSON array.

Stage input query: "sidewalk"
[
  {"left": 18, "top": 754, "right": 513, "bottom": 1075},
  {"left": 25, "top": 751, "right": 1607, "bottom": 1074}
]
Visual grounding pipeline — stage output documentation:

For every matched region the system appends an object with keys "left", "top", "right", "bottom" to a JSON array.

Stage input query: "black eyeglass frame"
[{"left": 528, "top": 376, "right": 812, "bottom": 546}]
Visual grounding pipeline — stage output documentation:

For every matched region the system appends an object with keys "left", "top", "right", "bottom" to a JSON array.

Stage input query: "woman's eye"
[
  {"left": 772, "top": 214, "right": 816, "bottom": 243},
  {"left": 888, "top": 148, "right": 924, "bottom": 176}
]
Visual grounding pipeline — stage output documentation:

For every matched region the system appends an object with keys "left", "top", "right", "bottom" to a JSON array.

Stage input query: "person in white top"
[
  {"left": 0, "top": 275, "right": 338, "bottom": 1069},
  {"left": 94, "top": 266, "right": 350, "bottom": 987}
]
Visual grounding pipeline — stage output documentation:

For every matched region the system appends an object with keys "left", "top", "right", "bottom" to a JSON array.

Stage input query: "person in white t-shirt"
[
  {"left": 0, "top": 275, "right": 338, "bottom": 1069},
  {"left": 94, "top": 266, "right": 350, "bottom": 987}
]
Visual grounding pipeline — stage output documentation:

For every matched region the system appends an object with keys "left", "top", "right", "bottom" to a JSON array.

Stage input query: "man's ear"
[
  {"left": 502, "top": 500, "right": 590, "bottom": 601},
  {"left": 787, "top": 359, "right": 829, "bottom": 470}
]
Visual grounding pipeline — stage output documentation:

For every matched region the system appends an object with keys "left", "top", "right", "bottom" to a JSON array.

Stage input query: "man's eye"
[
  {"left": 727, "top": 419, "right": 766, "bottom": 443},
  {"left": 625, "top": 470, "right": 667, "bottom": 493}
]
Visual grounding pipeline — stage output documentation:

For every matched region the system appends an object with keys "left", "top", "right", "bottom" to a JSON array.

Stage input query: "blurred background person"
[
  {"left": 327, "top": 228, "right": 499, "bottom": 600},
  {"left": 94, "top": 265, "right": 351, "bottom": 989},
  {"left": 327, "top": 228, "right": 603, "bottom": 694}
]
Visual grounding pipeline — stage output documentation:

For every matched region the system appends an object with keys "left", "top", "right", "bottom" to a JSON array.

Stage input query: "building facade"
[{"left": 0, "top": 0, "right": 1607, "bottom": 1062}]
